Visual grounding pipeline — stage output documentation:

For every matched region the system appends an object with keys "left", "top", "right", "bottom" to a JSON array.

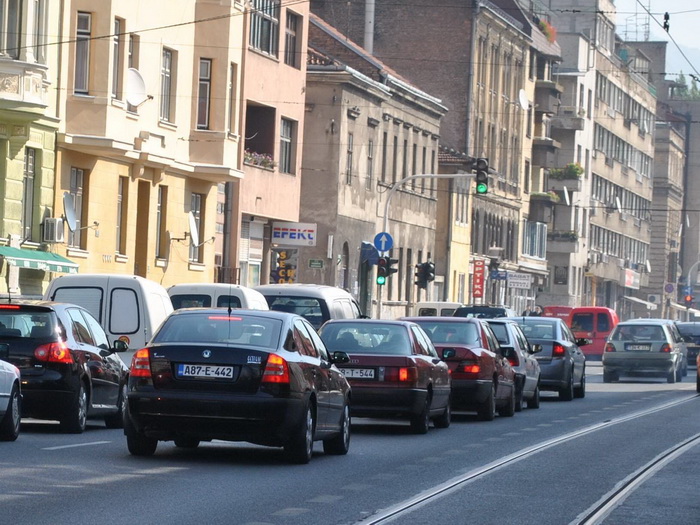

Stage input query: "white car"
[{"left": 0, "top": 354, "right": 21, "bottom": 441}]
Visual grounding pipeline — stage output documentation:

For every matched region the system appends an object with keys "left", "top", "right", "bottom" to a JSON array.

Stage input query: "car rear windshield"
[
  {"left": 266, "top": 296, "right": 326, "bottom": 329},
  {"left": 676, "top": 323, "right": 700, "bottom": 337},
  {"left": 453, "top": 307, "right": 507, "bottom": 318},
  {"left": 170, "top": 294, "right": 243, "bottom": 310},
  {"left": 486, "top": 323, "right": 509, "bottom": 344},
  {"left": 320, "top": 323, "right": 411, "bottom": 355},
  {"left": 153, "top": 312, "right": 282, "bottom": 348},
  {"left": 611, "top": 324, "right": 665, "bottom": 341},
  {"left": 0, "top": 307, "right": 56, "bottom": 339},
  {"left": 411, "top": 321, "right": 481, "bottom": 345},
  {"left": 513, "top": 320, "right": 557, "bottom": 340}
]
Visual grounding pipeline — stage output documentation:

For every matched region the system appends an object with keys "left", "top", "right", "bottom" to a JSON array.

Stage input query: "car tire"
[
  {"left": 104, "top": 383, "right": 127, "bottom": 429},
  {"left": 675, "top": 362, "right": 683, "bottom": 382},
  {"left": 410, "top": 394, "right": 431, "bottom": 434},
  {"left": 559, "top": 372, "right": 574, "bottom": 401},
  {"left": 498, "top": 385, "right": 515, "bottom": 417},
  {"left": 60, "top": 382, "right": 87, "bottom": 434},
  {"left": 477, "top": 383, "right": 496, "bottom": 421},
  {"left": 323, "top": 403, "right": 351, "bottom": 455},
  {"left": 514, "top": 380, "right": 524, "bottom": 413},
  {"left": 0, "top": 384, "right": 21, "bottom": 442},
  {"left": 667, "top": 367, "right": 677, "bottom": 384},
  {"left": 174, "top": 437, "right": 200, "bottom": 449},
  {"left": 682, "top": 358, "right": 688, "bottom": 377},
  {"left": 433, "top": 397, "right": 451, "bottom": 429},
  {"left": 603, "top": 369, "right": 616, "bottom": 383},
  {"left": 526, "top": 384, "right": 540, "bottom": 409},
  {"left": 574, "top": 369, "right": 586, "bottom": 399},
  {"left": 124, "top": 406, "right": 157, "bottom": 456},
  {"left": 285, "top": 402, "right": 315, "bottom": 464},
  {"left": 696, "top": 373, "right": 700, "bottom": 393}
]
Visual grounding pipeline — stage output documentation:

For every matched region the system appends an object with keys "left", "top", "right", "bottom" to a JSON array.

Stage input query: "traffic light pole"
[{"left": 377, "top": 172, "right": 476, "bottom": 319}]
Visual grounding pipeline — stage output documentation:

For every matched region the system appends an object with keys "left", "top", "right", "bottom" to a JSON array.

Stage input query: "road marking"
[{"left": 42, "top": 441, "right": 111, "bottom": 450}]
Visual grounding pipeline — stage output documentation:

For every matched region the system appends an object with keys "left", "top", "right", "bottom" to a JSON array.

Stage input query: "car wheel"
[
  {"left": 433, "top": 397, "right": 451, "bottom": 429},
  {"left": 682, "top": 358, "right": 688, "bottom": 377},
  {"left": 410, "top": 394, "right": 431, "bottom": 434},
  {"left": 323, "top": 403, "right": 351, "bottom": 455},
  {"left": 0, "top": 384, "right": 21, "bottom": 442},
  {"left": 559, "top": 372, "right": 574, "bottom": 401},
  {"left": 498, "top": 385, "right": 515, "bottom": 417},
  {"left": 285, "top": 402, "right": 315, "bottom": 464},
  {"left": 514, "top": 378, "right": 524, "bottom": 413},
  {"left": 477, "top": 383, "right": 496, "bottom": 421},
  {"left": 124, "top": 406, "right": 157, "bottom": 456},
  {"left": 104, "top": 383, "right": 127, "bottom": 429},
  {"left": 60, "top": 382, "right": 87, "bottom": 434},
  {"left": 667, "top": 367, "right": 677, "bottom": 384},
  {"left": 574, "top": 369, "right": 586, "bottom": 398},
  {"left": 174, "top": 437, "right": 200, "bottom": 449},
  {"left": 696, "top": 373, "right": 700, "bottom": 393},
  {"left": 675, "top": 362, "right": 683, "bottom": 382},
  {"left": 526, "top": 384, "right": 540, "bottom": 409}
]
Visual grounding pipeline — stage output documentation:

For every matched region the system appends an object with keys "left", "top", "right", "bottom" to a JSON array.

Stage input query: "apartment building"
[{"left": 299, "top": 14, "right": 445, "bottom": 318}]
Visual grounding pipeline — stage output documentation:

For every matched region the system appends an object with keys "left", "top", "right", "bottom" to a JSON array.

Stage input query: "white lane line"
[{"left": 42, "top": 441, "right": 112, "bottom": 450}]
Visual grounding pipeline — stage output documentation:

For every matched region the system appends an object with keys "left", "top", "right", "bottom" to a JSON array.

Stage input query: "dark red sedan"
[
  {"left": 402, "top": 317, "right": 516, "bottom": 421},
  {"left": 319, "top": 319, "right": 451, "bottom": 434}
]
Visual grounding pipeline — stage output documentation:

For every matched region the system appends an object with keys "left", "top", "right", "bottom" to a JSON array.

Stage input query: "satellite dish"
[
  {"left": 63, "top": 192, "right": 77, "bottom": 232},
  {"left": 126, "top": 68, "right": 149, "bottom": 107},
  {"left": 562, "top": 186, "right": 570, "bottom": 206},
  {"left": 518, "top": 89, "right": 529, "bottom": 110},
  {"left": 645, "top": 260, "right": 652, "bottom": 273},
  {"left": 615, "top": 196, "right": 622, "bottom": 213},
  {"left": 188, "top": 211, "right": 200, "bottom": 247}
]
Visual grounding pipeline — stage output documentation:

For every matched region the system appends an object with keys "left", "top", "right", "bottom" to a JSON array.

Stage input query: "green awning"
[{"left": 0, "top": 246, "right": 78, "bottom": 274}]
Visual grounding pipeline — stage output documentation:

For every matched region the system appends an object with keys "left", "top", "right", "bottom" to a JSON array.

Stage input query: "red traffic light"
[{"left": 684, "top": 294, "right": 694, "bottom": 306}]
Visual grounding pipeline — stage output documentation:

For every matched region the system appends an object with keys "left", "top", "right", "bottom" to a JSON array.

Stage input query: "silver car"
[
  {"left": 0, "top": 354, "right": 21, "bottom": 441},
  {"left": 603, "top": 319, "right": 687, "bottom": 383}
]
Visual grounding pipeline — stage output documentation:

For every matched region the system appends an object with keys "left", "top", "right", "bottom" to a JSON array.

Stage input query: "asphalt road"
[{"left": 1, "top": 363, "right": 698, "bottom": 525}]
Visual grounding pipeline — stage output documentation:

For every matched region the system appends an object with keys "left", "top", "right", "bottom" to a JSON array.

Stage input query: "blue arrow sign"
[{"left": 374, "top": 232, "right": 394, "bottom": 253}]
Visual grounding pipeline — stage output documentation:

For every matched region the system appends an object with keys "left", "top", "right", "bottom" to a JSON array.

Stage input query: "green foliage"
[{"left": 549, "top": 163, "right": 583, "bottom": 180}]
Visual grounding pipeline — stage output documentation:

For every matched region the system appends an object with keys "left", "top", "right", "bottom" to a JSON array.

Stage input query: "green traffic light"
[
  {"left": 476, "top": 182, "right": 488, "bottom": 194},
  {"left": 376, "top": 276, "right": 386, "bottom": 285}
]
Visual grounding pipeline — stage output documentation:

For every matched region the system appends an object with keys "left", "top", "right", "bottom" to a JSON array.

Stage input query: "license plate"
[
  {"left": 343, "top": 368, "right": 375, "bottom": 379},
  {"left": 626, "top": 344, "right": 651, "bottom": 351},
  {"left": 177, "top": 364, "right": 234, "bottom": 379}
]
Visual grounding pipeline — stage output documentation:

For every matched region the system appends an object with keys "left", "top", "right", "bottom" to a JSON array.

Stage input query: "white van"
[
  {"left": 413, "top": 301, "right": 462, "bottom": 317},
  {"left": 254, "top": 284, "right": 365, "bottom": 330},
  {"left": 43, "top": 274, "right": 173, "bottom": 354},
  {"left": 168, "top": 283, "right": 269, "bottom": 311}
]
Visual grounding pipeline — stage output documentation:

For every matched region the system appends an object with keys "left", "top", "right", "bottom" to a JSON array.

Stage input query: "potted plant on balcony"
[
  {"left": 538, "top": 19, "right": 557, "bottom": 43},
  {"left": 548, "top": 230, "right": 579, "bottom": 242},
  {"left": 244, "top": 149, "right": 277, "bottom": 169},
  {"left": 530, "top": 190, "right": 561, "bottom": 203},
  {"left": 549, "top": 162, "right": 583, "bottom": 180}
]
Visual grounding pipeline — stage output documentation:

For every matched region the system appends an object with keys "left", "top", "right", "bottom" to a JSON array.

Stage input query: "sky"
[{"left": 613, "top": 0, "right": 700, "bottom": 79}]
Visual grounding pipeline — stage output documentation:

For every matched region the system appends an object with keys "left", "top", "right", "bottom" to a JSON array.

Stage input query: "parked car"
[
  {"left": 413, "top": 301, "right": 462, "bottom": 317},
  {"left": 0, "top": 353, "right": 21, "bottom": 441},
  {"left": 168, "top": 283, "right": 269, "bottom": 311},
  {"left": 486, "top": 319, "right": 541, "bottom": 410},
  {"left": 676, "top": 322, "right": 700, "bottom": 365},
  {"left": 603, "top": 319, "right": 687, "bottom": 383},
  {"left": 401, "top": 317, "right": 516, "bottom": 420},
  {"left": 319, "top": 319, "right": 451, "bottom": 433},
  {"left": 0, "top": 301, "right": 129, "bottom": 433},
  {"left": 507, "top": 317, "right": 587, "bottom": 400},
  {"left": 566, "top": 306, "right": 619, "bottom": 360},
  {"left": 124, "top": 309, "right": 352, "bottom": 464},
  {"left": 453, "top": 304, "right": 517, "bottom": 319},
  {"left": 255, "top": 284, "right": 366, "bottom": 330}
]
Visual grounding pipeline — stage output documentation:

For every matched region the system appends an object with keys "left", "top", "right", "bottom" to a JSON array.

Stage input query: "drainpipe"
[{"left": 364, "top": 0, "right": 375, "bottom": 55}]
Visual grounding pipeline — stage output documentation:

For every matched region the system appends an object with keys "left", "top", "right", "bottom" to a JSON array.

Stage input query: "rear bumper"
[
  {"left": 348, "top": 386, "right": 428, "bottom": 419},
  {"left": 18, "top": 371, "right": 79, "bottom": 420},
  {"left": 603, "top": 354, "right": 677, "bottom": 375},
  {"left": 536, "top": 359, "right": 570, "bottom": 391},
  {"left": 450, "top": 379, "right": 492, "bottom": 409}
]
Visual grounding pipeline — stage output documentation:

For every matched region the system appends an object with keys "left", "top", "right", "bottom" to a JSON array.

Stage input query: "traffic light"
[
  {"left": 684, "top": 294, "right": 694, "bottom": 307},
  {"left": 475, "top": 158, "right": 489, "bottom": 194},
  {"left": 415, "top": 263, "right": 427, "bottom": 289},
  {"left": 425, "top": 261, "right": 435, "bottom": 283},
  {"left": 386, "top": 257, "right": 399, "bottom": 278},
  {"left": 377, "top": 256, "right": 389, "bottom": 286}
]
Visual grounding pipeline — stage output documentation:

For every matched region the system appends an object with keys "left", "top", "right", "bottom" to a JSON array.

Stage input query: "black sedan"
[
  {"left": 506, "top": 317, "right": 587, "bottom": 401},
  {"left": 0, "top": 300, "right": 129, "bottom": 433},
  {"left": 124, "top": 309, "right": 352, "bottom": 464}
]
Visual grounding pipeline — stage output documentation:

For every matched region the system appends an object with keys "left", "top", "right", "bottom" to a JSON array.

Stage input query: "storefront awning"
[
  {"left": 669, "top": 301, "right": 700, "bottom": 316},
  {"left": 0, "top": 246, "right": 78, "bottom": 274},
  {"left": 623, "top": 295, "right": 657, "bottom": 310}
]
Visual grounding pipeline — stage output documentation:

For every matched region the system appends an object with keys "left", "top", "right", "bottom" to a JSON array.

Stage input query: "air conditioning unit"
[
  {"left": 647, "top": 294, "right": 661, "bottom": 304},
  {"left": 43, "top": 218, "right": 65, "bottom": 243}
]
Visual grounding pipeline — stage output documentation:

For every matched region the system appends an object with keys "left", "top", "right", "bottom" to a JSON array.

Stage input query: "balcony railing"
[{"left": 0, "top": 58, "right": 48, "bottom": 113}]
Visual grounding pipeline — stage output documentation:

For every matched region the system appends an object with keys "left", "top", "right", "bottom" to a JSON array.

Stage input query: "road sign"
[
  {"left": 664, "top": 283, "right": 674, "bottom": 294},
  {"left": 374, "top": 232, "right": 394, "bottom": 253},
  {"left": 308, "top": 259, "right": 324, "bottom": 269}
]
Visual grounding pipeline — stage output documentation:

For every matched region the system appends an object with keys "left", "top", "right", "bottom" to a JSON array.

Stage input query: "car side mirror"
[
  {"left": 442, "top": 348, "right": 456, "bottom": 359},
  {"left": 112, "top": 339, "right": 129, "bottom": 352},
  {"left": 529, "top": 344, "right": 542, "bottom": 354},
  {"left": 332, "top": 351, "right": 350, "bottom": 364}
]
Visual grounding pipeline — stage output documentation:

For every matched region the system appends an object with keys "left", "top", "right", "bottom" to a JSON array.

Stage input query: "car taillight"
[
  {"left": 34, "top": 342, "right": 73, "bottom": 364},
  {"left": 605, "top": 343, "right": 616, "bottom": 353},
  {"left": 659, "top": 343, "right": 671, "bottom": 353},
  {"left": 130, "top": 348, "right": 152, "bottom": 377},
  {"left": 262, "top": 353, "right": 290, "bottom": 384},
  {"left": 552, "top": 343, "right": 566, "bottom": 357},
  {"left": 507, "top": 355, "right": 519, "bottom": 367},
  {"left": 458, "top": 361, "right": 480, "bottom": 374},
  {"left": 384, "top": 366, "right": 418, "bottom": 382}
]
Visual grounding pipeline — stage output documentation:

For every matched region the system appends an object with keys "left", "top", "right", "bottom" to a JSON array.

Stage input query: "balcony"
[
  {"left": 0, "top": 58, "right": 49, "bottom": 120},
  {"left": 547, "top": 230, "right": 579, "bottom": 253},
  {"left": 528, "top": 191, "right": 559, "bottom": 223},
  {"left": 531, "top": 137, "right": 560, "bottom": 168},
  {"left": 550, "top": 106, "right": 585, "bottom": 131},
  {"left": 547, "top": 163, "right": 583, "bottom": 192},
  {"left": 534, "top": 80, "right": 563, "bottom": 115}
]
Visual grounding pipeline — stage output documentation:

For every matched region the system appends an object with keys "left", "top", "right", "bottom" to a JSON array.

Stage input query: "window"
[
  {"left": 197, "top": 58, "right": 212, "bottom": 129},
  {"left": 189, "top": 193, "right": 204, "bottom": 263},
  {"left": 228, "top": 63, "right": 238, "bottom": 134},
  {"left": 155, "top": 185, "right": 167, "bottom": 258},
  {"left": 112, "top": 18, "right": 123, "bottom": 99},
  {"left": 346, "top": 132, "right": 353, "bottom": 184},
  {"left": 22, "top": 148, "right": 36, "bottom": 240},
  {"left": 74, "top": 12, "right": 91, "bottom": 94},
  {"left": 32, "top": 0, "right": 46, "bottom": 63},
  {"left": 68, "top": 167, "right": 85, "bottom": 248},
  {"left": 279, "top": 118, "right": 294, "bottom": 173},
  {"left": 381, "top": 132, "right": 388, "bottom": 183},
  {"left": 160, "top": 47, "right": 175, "bottom": 122},
  {"left": 366, "top": 139, "right": 374, "bottom": 190},
  {"left": 116, "top": 177, "right": 128, "bottom": 254},
  {"left": 249, "top": 0, "right": 279, "bottom": 56},
  {"left": 284, "top": 11, "right": 299, "bottom": 67},
  {"left": 0, "top": 0, "right": 20, "bottom": 58},
  {"left": 127, "top": 34, "right": 140, "bottom": 112},
  {"left": 392, "top": 135, "right": 398, "bottom": 183}
]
